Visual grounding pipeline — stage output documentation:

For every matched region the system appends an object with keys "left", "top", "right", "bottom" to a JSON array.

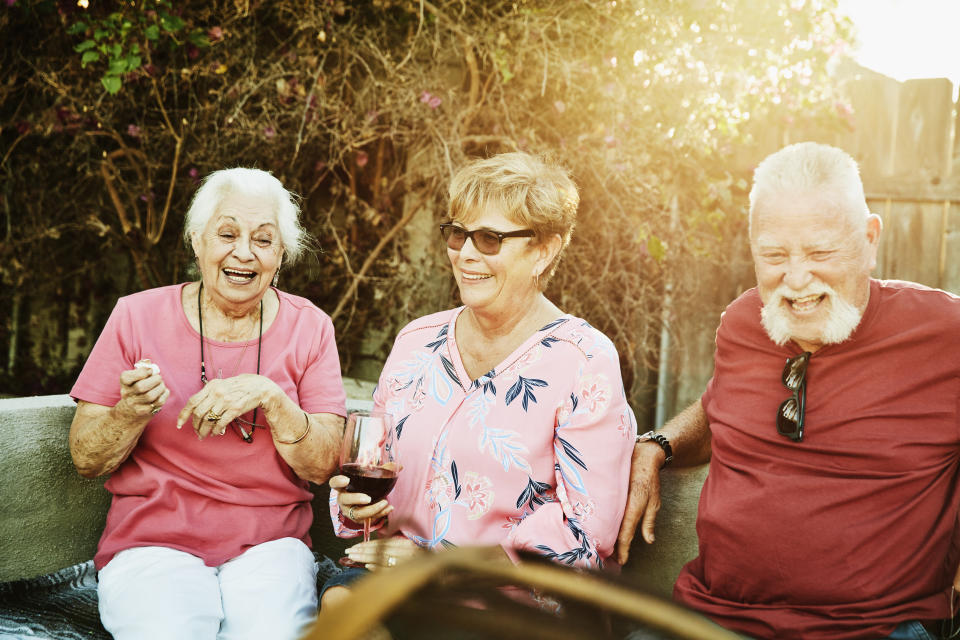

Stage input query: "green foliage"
[
  {"left": 68, "top": 1, "right": 208, "bottom": 94},
  {"left": 0, "top": 0, "right": 853, "bottom": 404}
]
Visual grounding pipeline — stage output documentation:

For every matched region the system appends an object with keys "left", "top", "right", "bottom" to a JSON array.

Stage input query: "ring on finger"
[
  {"left": 206, "top": 411, "right": 223, "bottom": 422},
  {"left": 151, "top": 404, "right": 162, "bottom": 415},
  {"left": 386, "top": 556, "right": 396, "bottom": 567},
  {"left": 347, "top": 506, "right": 357, "bottom": 521}
]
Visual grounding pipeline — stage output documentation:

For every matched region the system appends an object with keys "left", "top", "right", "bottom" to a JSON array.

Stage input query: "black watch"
[{"left": 636, "top": 430, "right": 673, "bottom": 468}]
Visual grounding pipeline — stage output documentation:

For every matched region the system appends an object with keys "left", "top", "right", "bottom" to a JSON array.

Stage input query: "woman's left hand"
[
  {"left": 176, "top": 373, "right": 279, "bottom": 439},
  {"left": 344, "top": 537, "right": 421, "bottom": 571}
]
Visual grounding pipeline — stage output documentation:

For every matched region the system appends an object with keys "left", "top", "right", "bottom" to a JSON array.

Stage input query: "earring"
[
  {"left": 272, "top": 266, "right": 280, "bottom": 287},
  {"left": 533, "top": 271, "right": 541, "bottom": 291}
]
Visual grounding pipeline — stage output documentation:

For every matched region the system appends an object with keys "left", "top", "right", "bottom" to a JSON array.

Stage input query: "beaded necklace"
[{"left": 198, "top": 282, "right": 263, "bottom": 443}]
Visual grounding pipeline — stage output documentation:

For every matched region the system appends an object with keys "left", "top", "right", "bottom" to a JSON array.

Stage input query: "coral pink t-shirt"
[{"left": 71, "top": 284, "right": 346, "bottom": 569}]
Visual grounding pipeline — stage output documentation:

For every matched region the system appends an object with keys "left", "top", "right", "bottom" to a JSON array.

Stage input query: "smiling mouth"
[
  {"left": 223, "top": 268, "right": 257, "bottom": 284},
  {"left": 461, "top": 273, "right": 492, "bottom": 282},
  {"left": 787, "top": 293, "right": 825, "bottom": 313}
]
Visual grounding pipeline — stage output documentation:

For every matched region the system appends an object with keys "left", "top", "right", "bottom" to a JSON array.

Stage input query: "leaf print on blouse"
[
  {"left": 424, "top": 324, "right": 449, "bottom": 352},
  {"left": 393, "top": 349, "right": 461, "bottom": 407},
  {"left": 534, "top": 518, "right": 601, "bottom": 569},
  {"left": 516, "top": 476, "right": 555, "bottom": 511},
  {"left": 554, "top": 393, "right": 590, "bottom": 495},
  {"left": 538, "top": 318, "right": 568, "bottom": 332},
  {"left": 479, "top": 426, "right": 532, "bottom": 473},
  {"left": 505, "top": 376, "right": 548, "bottom": 411},
  {"left": 469, "top": 369, "right": 497, "bottom": 395}
]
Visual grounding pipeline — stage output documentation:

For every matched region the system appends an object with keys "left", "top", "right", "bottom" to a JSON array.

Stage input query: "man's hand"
[{"left": 615, "top": 440, "right": 664, "bottom": 564}]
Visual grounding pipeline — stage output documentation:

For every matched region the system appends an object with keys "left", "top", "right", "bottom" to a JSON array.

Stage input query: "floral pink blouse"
[{"left": 331, "top": 307, "right": 636, "bottom": 569}]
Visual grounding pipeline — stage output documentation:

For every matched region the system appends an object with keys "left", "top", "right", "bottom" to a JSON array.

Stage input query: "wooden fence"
[{"left": 662, "top": 74, "right": 960, "bottom": 422}]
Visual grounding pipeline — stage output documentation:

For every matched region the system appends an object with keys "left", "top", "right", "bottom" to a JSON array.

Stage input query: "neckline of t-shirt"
[
  {"left": 176, "top": 282, "right": 282, "bottom": 348},
  {"left": 446, "top": 306, "right": 575, "bottom": 384}
]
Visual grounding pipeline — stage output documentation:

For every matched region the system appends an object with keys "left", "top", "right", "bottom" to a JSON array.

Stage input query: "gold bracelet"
[{"left": 275, "top": 412, "right": 311, "bottom": 445}]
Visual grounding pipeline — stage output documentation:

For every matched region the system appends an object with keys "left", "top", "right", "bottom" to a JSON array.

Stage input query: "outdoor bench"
[{"left": 0, "top": 389, "right": 707, "bottom": 639}]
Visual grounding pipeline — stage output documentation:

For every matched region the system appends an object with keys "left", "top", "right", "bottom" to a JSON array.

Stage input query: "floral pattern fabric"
[{"left": 331, "top": 307, "right": 636, "bottom": 569}]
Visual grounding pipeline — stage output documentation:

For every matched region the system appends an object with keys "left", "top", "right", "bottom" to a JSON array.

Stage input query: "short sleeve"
[
  {"left": 294, "top": 309, "right": 347, "bottom": 416},
  {"left": 70, "top": 297, "right": 135, "bottom": 407}
]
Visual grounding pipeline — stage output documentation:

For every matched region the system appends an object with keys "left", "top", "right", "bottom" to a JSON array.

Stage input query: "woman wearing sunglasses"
[
  {"left": 68, "top": 168, "right": 347, "bottom": 640},
  {"left": 322, "top": 152, "right": 637, "bottom": 606}
]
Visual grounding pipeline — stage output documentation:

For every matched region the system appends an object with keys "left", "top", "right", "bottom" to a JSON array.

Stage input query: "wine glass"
[{"left": 338, "top": 409, "right": 398, "bottom": 567}]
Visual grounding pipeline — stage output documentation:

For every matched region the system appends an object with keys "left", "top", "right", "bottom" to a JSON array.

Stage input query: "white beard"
[{"left": 760, "top": 284, "right": 863, "bottom": 347}]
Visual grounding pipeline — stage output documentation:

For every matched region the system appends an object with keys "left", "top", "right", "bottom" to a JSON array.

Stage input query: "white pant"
[{"left": 97, "top": 538, "right": 318, "bottom": 640}]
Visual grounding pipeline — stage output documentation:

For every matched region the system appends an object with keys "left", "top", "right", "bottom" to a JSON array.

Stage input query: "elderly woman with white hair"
[{"left": 69, "top": 168, "right": 346, "bottom": 640}]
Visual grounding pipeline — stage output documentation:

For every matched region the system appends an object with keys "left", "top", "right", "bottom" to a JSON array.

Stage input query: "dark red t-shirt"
[{"left": 674, "top": 279, "right": 960, "bottom": 640}]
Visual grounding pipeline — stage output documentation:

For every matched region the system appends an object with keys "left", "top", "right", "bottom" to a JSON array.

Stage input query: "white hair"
[
  {"left": 749, "top": 142, "right": 870, "bottom": 236},
  {"left": 183, "top": 168, "right": 309, "bottom": 264}
]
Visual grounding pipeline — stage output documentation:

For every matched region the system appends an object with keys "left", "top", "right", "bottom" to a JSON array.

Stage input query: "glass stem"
[{"left": 363, "top": 517, "right": 371, "bottom": 544}]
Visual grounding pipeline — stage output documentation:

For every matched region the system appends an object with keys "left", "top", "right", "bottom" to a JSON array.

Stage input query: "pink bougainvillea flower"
[
  {"left": 187, "top": 46, "right": 199, "bottom": 60},
  {"left": 126, "top": 124, "right": 141, "bottom": 138},
  {"left": 188, "top": 167, "right": 200, "bottom": 184},
  {"left": 356, "top": 150, "right": 369, "bottom": 168},
  {"left": 208, "top": 26, "right": 223, "bottom": 42},
  {"left": 420, "top": 90, "right": 442, "bottom": 109},
  {"left": 263, "top": 126, "right": 276, "bottom": 139}
]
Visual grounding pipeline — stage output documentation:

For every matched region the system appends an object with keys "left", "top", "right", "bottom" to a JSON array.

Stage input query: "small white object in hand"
[{"left": 135, "top": 359, "right": 161, "bottom": 376}]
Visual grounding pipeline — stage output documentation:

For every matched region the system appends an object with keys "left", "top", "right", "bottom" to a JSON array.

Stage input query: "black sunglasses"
[
  {"left": 777, "top": 352, "right": 810, "bottom": 442},
  {"left": 439, "top": 223, "right": 535, "bottom": 256}
]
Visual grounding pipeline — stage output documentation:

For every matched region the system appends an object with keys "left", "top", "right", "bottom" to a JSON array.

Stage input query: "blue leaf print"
[
  {"left": 440, "top": 539, "right": 458, "bottom": 550},
  {"left": 505, "top": 376, "right": 548, "bottom": 411},
  {"left": 556, "top": 435, "right": 587, "bottom": 470},
  {"left": 451, "top": 461, "right": 461, "bottom": 499},
  {"left": 534, "top": 532, "right": 597, "bottom": 568},
  {"left": 440, "top": 354, "right": 464, "bottom": 390},
  {"left": 539, "top": 318, "right": 568, "bottom": 332},
  {"left": 479, "top": 428, "right": 532, "bottom": 472},
  {"left": 395, "top": 415, "right": 408, "bottom": 438},
  {"left": 425, "top": 324, "right": 449, "bottom": 352},
  {"left": 541, "top": 336, "right": 560, "bottom": 348},
  {"left": 516, "top": 476, "right": 553, "bottom": 510},
  {"left": 469, "top": 369, "right": 497, "bottom": 396},
  {"left": 569, "top": 392, "right": 578, "bottom": 413}
]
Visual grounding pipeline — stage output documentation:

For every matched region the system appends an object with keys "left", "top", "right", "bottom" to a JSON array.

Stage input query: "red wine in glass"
[
  {"left": 337, "top": 410, "right": 397, "bottom": 567},
  {"left": 341, "top": 463, "right": 398, "bottom": 502}
]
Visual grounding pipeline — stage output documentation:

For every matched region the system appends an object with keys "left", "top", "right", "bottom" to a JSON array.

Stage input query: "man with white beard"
[{"left": 616, "top": 142, "right": 960, "bottom": 640}]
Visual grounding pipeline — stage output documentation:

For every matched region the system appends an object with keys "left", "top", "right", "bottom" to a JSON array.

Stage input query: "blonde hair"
[
  {"left": 183, "top": 168, "right": 309, "bottom": 264},
  {"left": 749, "top": 142, "right": 869, "bottom": 237},
  {"left": 448, "top": 152, "right": 579, "bottom": 287}
]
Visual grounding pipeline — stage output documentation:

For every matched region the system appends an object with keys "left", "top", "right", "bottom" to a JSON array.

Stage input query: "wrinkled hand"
[
  {"left": 176, "top": 373, "right": 278, "bottom": 439},
  {"left": 117, "top": 361, "right": 169, "bottom": 420},
  {"left": 615, "top": 441, "right": 663, "bottom": 565},
  {"left": 330, "top": 474, "right": 393, "bottom": 524},
  {"left": 344, "top": 536, "right": 420, "bottom": 571}
]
